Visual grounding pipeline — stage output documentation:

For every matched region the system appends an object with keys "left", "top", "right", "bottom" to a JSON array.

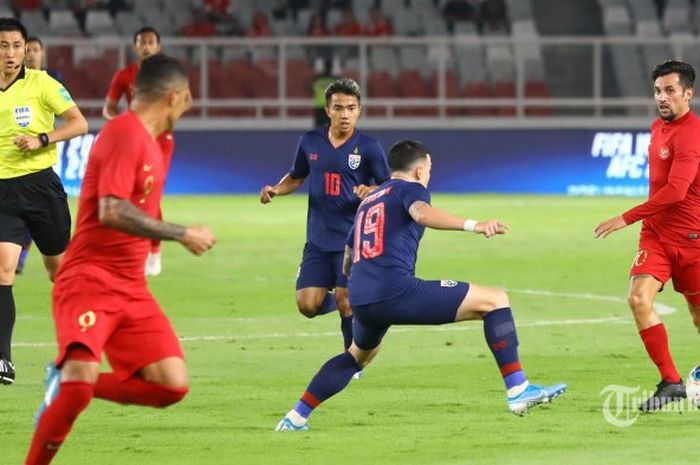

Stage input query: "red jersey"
[
  {"left": 623, "top": 110, "right": 700, "bottom": 247},
  {"left": 57, "top": 111, "right": 166, "bottom": 284},
  {"left": 106, "top": 63, "right": 139, "bottom": 105}
]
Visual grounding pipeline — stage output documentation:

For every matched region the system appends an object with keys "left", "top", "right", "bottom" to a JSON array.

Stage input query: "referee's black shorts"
[{"left": 0, "top": 168, "right": 71, "bottom": 256}]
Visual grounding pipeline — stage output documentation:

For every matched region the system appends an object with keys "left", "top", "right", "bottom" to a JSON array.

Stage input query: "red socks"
[
  {"left": 640, "top": 323, "right": 682, "bottom": 383},
  {"left": 94, "top": 373, "right": 188, "bottom": 408},
  {"left": 25, "top": 382, "right": 94, "bottom": 465}
]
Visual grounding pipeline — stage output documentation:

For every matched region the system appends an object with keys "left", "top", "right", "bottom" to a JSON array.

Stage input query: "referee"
[{"left": 0, "top": 18, "right": 88, "bottom": 385}]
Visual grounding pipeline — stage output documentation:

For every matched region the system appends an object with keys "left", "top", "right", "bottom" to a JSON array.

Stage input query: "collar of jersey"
[{"left": 0, "top": 65, "right": 26, "bottom": 93}]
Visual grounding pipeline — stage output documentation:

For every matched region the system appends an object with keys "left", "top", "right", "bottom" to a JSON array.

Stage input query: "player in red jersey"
[
  {"left": 102, "top": 26, "right": 172, "bottom": 276},
  {"left": 24, "top": 54, "right": 216, "bottom": 465},
  {"left": 595, "top": 60, "right": 700, "bottom": 412}
]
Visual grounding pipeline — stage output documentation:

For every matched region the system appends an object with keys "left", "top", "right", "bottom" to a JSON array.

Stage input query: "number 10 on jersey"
[
  {"left": 324, "top": 172, "right": 341, "bottom": 196},
  {"left": 353, "top": 203, "right": 385, "bottom": 262}
]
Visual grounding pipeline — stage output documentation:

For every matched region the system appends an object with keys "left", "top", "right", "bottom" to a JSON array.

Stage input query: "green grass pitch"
[{"left": 5, "top": 194, "right": 700, "bottom": 464}]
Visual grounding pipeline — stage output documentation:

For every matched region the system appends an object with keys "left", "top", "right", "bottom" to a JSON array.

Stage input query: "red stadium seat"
[
  {"left": 525, "top": 80, "right": 552, "bottom": 116},
  {"left": 367, "top": 71, "right": 397, "bottom": 116},
  {"left": 396, "top": 70, "right": 436, "bottom": 116},
  {"left": 458, "top": 81, "right": 493, "bottom": 116},
  {"left": 492, "top": 81, "right": 516, "bottom": 116}
]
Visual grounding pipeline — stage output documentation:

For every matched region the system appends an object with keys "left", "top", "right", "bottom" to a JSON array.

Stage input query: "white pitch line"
[
  {"left": 508, "top": 287, "right": 677, "bottom": 315},
  {"left": 12, "top": 316, "right": 628, "bottom": 349}
]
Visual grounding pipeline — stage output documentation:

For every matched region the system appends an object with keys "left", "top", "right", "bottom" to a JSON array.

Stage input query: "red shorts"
[
  {"left": 52, "top": 271, "right": 184, "bottom": 381},
  {"left": 631, "top": 229, "right": 700, "bottom": 305}
]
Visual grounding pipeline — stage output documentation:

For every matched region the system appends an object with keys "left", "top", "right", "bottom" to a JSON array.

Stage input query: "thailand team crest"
[
  {"left": 348, "top": 147, "right": 361, "bottom": 170},
  {"left": 14, "top": 106, "right": 31, "bottom": 128}
]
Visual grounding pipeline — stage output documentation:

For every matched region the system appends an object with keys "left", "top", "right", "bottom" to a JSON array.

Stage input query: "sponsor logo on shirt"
[
  {"left": 440, "top": 280, "right": 458, "bottom": 287},
  {"left": 348, "top": 147, "right": 361, "bottom": 170},
  {"left": 13, "top": 106, "right": 31, "bottom": 128},
  {"left": 659, "top": 146, "right": 670, "bottom": 160}
]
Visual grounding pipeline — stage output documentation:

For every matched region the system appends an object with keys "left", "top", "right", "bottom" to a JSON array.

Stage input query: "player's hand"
[
  {"left": 14, "top": 135, "right": 41, "bottom": 151},
  {"left": 179, "top": 226, "right": 216, "bottom": 255},
  {"left": 353, "top": 184, "right": 375, "bottom": 200},
  {"left": 475, "top": 220, "right": 509, "bottom": 238},
  {"left": 594, "top": 215, "right": 627, "bottom": 239},
  {"left": 260, "top": 185, "right": 278, "bottom": 204}
]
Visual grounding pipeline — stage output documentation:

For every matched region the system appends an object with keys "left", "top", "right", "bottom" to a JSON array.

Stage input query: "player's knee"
[
  {"left": 296, "top": 298, "right": 319, "bottom": 318},
  {"left": 627, "top": 291, "right": 651, "bottom": 313},
  {"left": 155, "top": 385, "right": 189, "bottom": 408},
  {"left": 0, "top": 265, "right": 16, "bottom": 285},
  {"left": 481, "top": 288, "right": 510, "bottom": 312}
]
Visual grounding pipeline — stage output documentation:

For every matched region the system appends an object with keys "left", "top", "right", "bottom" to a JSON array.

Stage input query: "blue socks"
[
  {"left": 315, "top": 292, "right": 337, "bottom": 316},
  {"left": 482, "top": 307, "right": 527, "bottom": 392},
  {"left": 294, "top": 352, "right": 361, "bottom": 419},
  {"left": 340, "top": 316, "right": 353, "bottom": 350}
]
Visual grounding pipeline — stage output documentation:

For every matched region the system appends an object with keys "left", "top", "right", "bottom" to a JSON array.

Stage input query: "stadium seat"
[
  {"left": 20, "top": 10, "right": 48, "bottom": 35},
  {"left": 367, "top": 70, "right": 398, "bottom": 116},
  {"left": 48, "top": 10, "right": 83, "bottom": 37},
  {"left": 45, "top": 45, "right": 73, "bottom": 70},
  {"left": 84, "top": 10, "right": 117, "bottom": 36},
  {"left": 460, "top": 81, "right": 493, "bottom": 115},
  {"left": 525, "top": 80, "right": 552, "bottom": 115},
  {"left": 492, "top": 81, "right": 516, "bottom": 116}
]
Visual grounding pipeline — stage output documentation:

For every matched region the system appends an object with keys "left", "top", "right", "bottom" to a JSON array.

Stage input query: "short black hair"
[
  {"left": 651, "top": 60, "right": 695, "bottom": 89},
  {"left": 26, "top": 36, "right": 42, "bottom": 47},
  {"left": 325, "top": 78, "right": 361, "bottom": 105},
  {"left": 133, "top": 54, "right": 187, "bottom": 101},
  {"left": 133, "top": 26, "right": 160, "bottom": 44},
  {"left": 0, "top": 17, "right": 27, "bottom": 41},
  {"left": 388, "top": 140, "right": 430, "bottom": 172}
]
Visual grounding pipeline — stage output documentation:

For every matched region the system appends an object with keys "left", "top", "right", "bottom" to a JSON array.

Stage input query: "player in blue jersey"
[
  {"left": 275, "top": 140, "right": 567, "bottom": 431},
  {"left": 260, "top": 79, "right": 390, "bottom": 350}
]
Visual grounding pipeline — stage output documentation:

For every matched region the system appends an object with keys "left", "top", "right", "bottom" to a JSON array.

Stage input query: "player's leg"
[
  {"left": 295, "top": 243, "right": 338, "bottom": 318},
  {"left": 276, "top": 312, "right": 386, "bottom": 431},
  {"left": 24, "top": 170, "right": 71, "bottom": 283},
  {"left": 0, "top": 241, "right": 21, "bottom": 385},
  {"left": 16, "top": 232, "right": 32, "bottom": 274},
  {"left": 627, "top": 238, "right": 684, "bottom": 411},
  {"left": 94, "top": 296, "right": 188, "bottom": 408},
  {"left": 26, "top": 346, "right": 100, "bottom": 465}
]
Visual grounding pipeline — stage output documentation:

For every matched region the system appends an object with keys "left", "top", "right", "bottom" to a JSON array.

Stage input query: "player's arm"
[
  {"left": 99, "top": 196, "right": 216, "bottom": 255},
  {"left": 354, "top": 141, "right": 391, "bottom": 200},
  {"left": 102, "top": 97, "right": 119, "bottom": 120},
  {"left": 13, "top": 106, "right": 88, "bottom": 151},
  {"left": 343, "top": 245, "right": 353, "bottom": 276},
  {"left": 260, "top": 173, "right": 306, "bottom": 204},
  {"left": 408, "top": 201, "right": 508, "bottom": 238}
]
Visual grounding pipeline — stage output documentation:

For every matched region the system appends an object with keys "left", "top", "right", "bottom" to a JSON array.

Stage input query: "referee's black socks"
[{"left": 0, "top": 285, "right": 15, "bottom": 361}]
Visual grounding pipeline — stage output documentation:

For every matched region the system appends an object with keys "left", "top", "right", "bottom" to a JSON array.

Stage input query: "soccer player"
[
  {"left": 24, "top": 36, "right": 64, "bottom": 83},
  {"left": 103, "top": 26, "right": 170, "bottom": 277},
  {"left": 0, "top": 18, "right": 88, "bottom": 385},
  {"left": 595, "top": 60, "right": 700, "bottom": 412},
  {"left": 24, "top": 54, "right": 216, "bottom": 465},
  {"left": 17, "top": 36, "right": 65, "bottom": 275},
  {"left": 260, "top": 78, "right": 390, "bottom": 350},
  {"left": 275, "top": 140, "right": 567, "bottom": 431}
]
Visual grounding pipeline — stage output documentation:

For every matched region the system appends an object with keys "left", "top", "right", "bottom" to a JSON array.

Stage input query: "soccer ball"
[{"left": 686, "top": 366, "right": 700, "bottom": 408}]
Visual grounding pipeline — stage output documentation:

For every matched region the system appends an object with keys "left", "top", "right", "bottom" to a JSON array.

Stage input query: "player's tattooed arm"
[
  {"left": 99, "top": 196, "right": 186, "bottom": 240},
  {"left": 343, "top": 246, "right": 353, "bottom": 276}
]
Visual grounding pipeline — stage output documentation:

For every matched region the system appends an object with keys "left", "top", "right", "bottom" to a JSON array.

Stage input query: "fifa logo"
[{"left": 78, "top": 311, "right": 96, "bottom": 332}]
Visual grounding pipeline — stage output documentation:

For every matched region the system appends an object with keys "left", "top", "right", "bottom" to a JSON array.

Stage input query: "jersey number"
[
  {"left": 324, "top": 172, "right": 341, "bottom": 196},
  {"left": 353, "top": 202, "right": 385, "bottom": 262}
]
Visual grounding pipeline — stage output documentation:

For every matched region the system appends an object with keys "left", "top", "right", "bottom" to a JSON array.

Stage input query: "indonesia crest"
[
  {"left": 14, "top": 106, "right": 31, "bottom": 128},
  {"left": 348, "top": 147, "right": 361, "bottom": 170}
]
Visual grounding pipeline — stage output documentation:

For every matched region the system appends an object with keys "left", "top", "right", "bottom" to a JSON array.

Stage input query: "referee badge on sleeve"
[{"left": 14, "top": 106, "right": 32, "bottom": 128}]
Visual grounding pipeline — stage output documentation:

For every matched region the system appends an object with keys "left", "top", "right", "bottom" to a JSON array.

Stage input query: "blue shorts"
[
  {"left": 352, "top": 279, "right": 470, "bottom": 350},
  {"left": 295, "top": 242, "right": 348, "bottom": 290}
]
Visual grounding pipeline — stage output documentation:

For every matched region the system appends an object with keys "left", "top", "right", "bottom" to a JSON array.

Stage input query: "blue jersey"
[
  {"left": 346, "top": 178, "right": 432, "bottom": 305},
  {"left": 290, "top": 127, "right": 390, "bottom": 252}
]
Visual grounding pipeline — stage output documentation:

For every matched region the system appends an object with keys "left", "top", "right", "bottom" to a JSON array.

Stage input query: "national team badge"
[
  {"left": 659, "top": 146, "right": 670, "bottom": 160},
  {"left": 633, "top": 250, "right": 648, "bottom": 267},
  {"left": 440, "top": 280, "right": 458, "bottom": 288},
  {"left": 348, "top": 147, "right": 361, "bottom": 170},
  {"left": 78, "top": 310, "right": 96, "bottom": 332},
  {"left": 14, "top": 106, "right": 31, "bottom": 128}
]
